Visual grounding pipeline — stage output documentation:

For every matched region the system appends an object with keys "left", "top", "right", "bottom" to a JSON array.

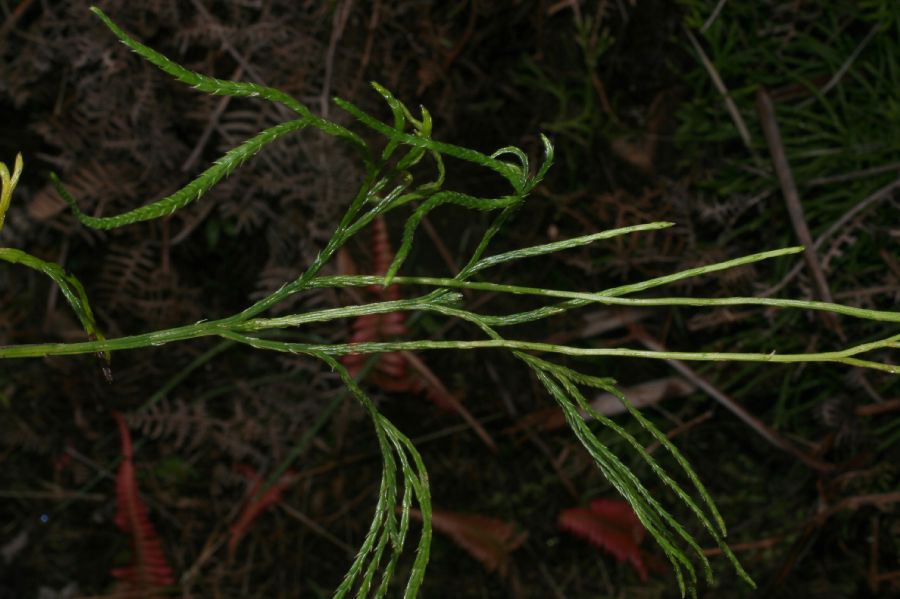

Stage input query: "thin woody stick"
[
  {"left": 685, "top": 27, "right": 756, "bottom": 157},
  {"left": 756, "top": 88, "right": 845, "bottom": 339},
  {"left": 632, "top": 325, "right": 834, "bottom": 473}
]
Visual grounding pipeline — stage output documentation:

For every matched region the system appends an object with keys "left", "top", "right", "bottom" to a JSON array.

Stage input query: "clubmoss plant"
[{"left": 2, "top": 7, "right": 899, "bottom": 597}]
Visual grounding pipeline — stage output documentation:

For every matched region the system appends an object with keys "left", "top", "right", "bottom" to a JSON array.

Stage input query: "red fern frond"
[
  {"left": 342, "top": 215, "right": 409, "bottom": 380},
  {"left": 558, "top": 498, "right": 656, "bottom": 581},
  {"left": 111, "top": 411, "right": 175, "bottom": 591},
  {"left": 369, "top": 215, "right": 396, "bottom": 294},
  {"left": 341, "top": 217, "right": 496, "bottom": 448},
  {"left": 228, "top": 465, "right": 299, "bottom": 560},
  {"left": 409, "top": 507, "right": 527, "bottom": 577}
]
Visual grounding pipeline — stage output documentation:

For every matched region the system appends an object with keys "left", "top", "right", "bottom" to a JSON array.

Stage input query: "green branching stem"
[
  {"left": 51, "top": 119, "right": 308, "bottom": 229},
  {"left": 322, "top": 354, "right": 431, "bottom": 599},
  {"left": 0, "top": 248, "right": 106, "bottom": 350},
  {"left": 465, "top": 221, "right": 676, "bottom": 274},
  {"left": 5, "top": 8, "right": 898, "bottom": 597},
  {"left": 90, "top": 7, "right": 308, "bottom": 116},
  {"left": 1, "top": 288, "right": 897, "bottom": 373},
  {"left": 385, "top": 191, "right": 522, "bottom": 284},
  {"left": 298, "top": 274, "right": 900, "bottom": 324},
  {"left": 89, "top": 6, "right": 369, "bottom": 158},
  {"left": 228, "top": 335, "right": 900, "bottom": 373}
]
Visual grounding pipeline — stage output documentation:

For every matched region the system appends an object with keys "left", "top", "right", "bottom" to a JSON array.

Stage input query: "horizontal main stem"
[
  {"left": 306, "top": 275, "right": 900, "bottom": 323},
  {"left": 2, "top": 273, "right": 898, "bottom": 363},
  {"left": 223, "top": 332, "right": 900, "bottom": 374},
  {"left": 0, "top": 320, "right": 224, "bottom": 359}
]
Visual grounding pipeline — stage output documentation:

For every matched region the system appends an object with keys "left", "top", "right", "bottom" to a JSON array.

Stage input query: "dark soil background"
[{"left": 1, "top": 1, "right": 898, "bottom": 598}]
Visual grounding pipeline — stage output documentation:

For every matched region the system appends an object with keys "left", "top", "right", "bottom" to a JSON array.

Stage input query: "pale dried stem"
[
  {"left": 685, "top": 27, "right": 755, "bottom": 156},
  {"left": 756, "top": 88, "right": 844, "bottom": 339},
  {"left": 632, "top": 325, "right": 834, "bottom": 472},
  {"left": 763, "top": 175, "right": 900, "bottom": 297}
]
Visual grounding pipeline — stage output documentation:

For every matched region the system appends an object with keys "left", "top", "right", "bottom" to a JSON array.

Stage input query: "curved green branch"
[
  {"left": 0, "top": 248, "right": 108, "bottom": 359},
  {"left": 52, "top": 119, "right": 308, "bottom": 229}
]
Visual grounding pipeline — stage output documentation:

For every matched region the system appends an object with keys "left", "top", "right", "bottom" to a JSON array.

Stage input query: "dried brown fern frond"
[
  {"left": 130, "top": 272, "right": 203, "bottom": 330},
  {"left": 128, "top": 395, "right": 264, "bottom": 464},
  {"left": 217, "top": 196, "right": 274, "bottom": 235},
  {"left": 127, "top": 368, "right": 331, "bottom": 466},
  {"left": 93, "top": 241, "right": 160, "bottom": 313},
  {"left": 575, "top": 188, "right": 689, "bottom": 280},
  {"left": 172, "top": 18, "right": 237, "bottom": 51},
  {"left": 42, "top": 160, "right": 140, "bottom": 218},
  {"left": 250, "top": 264, "right": 311, "bottom": 315},
  {"left": 0, "top": 415, "right": 51, "bottom": 455},
  {"left": 128, "top": 398, "right": 212, "bottom": 453},
  {"left": 683, "top": 247, "right": 759, "bottom": 294},
  {"left": 693, "top": 190, "right": 770, "bottom": 229},
  {"left": 94, "top": 240, "right": 201, "bottom": 328},
  {"left": 217, "top": 108, "right": 271, "bottom": 141}
]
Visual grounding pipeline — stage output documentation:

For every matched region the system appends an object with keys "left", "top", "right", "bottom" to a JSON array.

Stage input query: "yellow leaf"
[{"left": 0, "top": 152, "right": 24, "bottom": 233}]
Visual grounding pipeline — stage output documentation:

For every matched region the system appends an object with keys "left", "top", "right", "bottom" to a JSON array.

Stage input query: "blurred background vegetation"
[{"left": 1, "top": 0, "right": 898, "bottom": 597}]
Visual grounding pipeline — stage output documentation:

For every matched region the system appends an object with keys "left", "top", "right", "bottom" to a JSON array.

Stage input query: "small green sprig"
[
  {"left": 1, "top": 153, "right": 109, "bottom": 362},
  {"left": 0, "top": 152, "right": 23, "bottom": 233}
]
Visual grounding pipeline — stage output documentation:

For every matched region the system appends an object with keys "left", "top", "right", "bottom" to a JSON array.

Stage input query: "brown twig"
[
  {"left": 0, "top": 0, "right": 34, "bottom": 42},
  {"left": 631, "top": 325, "right": 834, "bottom": 472},
  {"left": 807, "top": 160, "right": 900, "bottom": 187},
  {"left": 711, "top": 491, "right": 900, "bottom": 583},
  {"left": 179, "top": 529, "right": 230, "bottom": 589},
  {"left": 417, "top": 0, "right": 478, "bottom": 95},
  {"left": 440, "top": 0, "right": 478, "bottom": 74},
  {"left": 279, "top": 502, "right": 356, "bottom": 557},
  {"left": 182, "top": 66, "right": 244, "bottom": 173},
  {"left": 856, "top": 398, "right": 900, "bottom": 417},
  {"left": 776, "top": 491, "right": 900, "bottom": 586},
  {"left": 321, "top": 0, "right": 354, "bottom": 119},
  {"left": 349, "top": 0, "right": 381, "bottom": 98},
  {"left": 702, "top": 534, "right": 785, "bottom": 557},
  {"left": 877, "top": 570, "right": 900, "bottom": 583},
  {"left": 486, "top": 361, "right": 579, "bottom": 500},
  {"left": 420, "top": 215, "right": 461, "bottom": 277},
  {"left": 756, "top": 88, "right": 845, "bottom": 340},
  {"left": 700, "top": 0, "right": 729, "bottom": 34},
  {"left": 816, "top": 24, "right": 880, "bottom": 99},
  {"left": 881, "top": 248, "right": 900, "bottom": 281},
  {"left": 869, "top": 515, "right": 880, "bottom": 594},
  {"left": 822, "top": 491, "right": 900, "bottom": 519},
  {"left": 762, "top": 175, "right": 900, "bottom": 297},
  {"left": 645, "top": 410, "right": 713, "bottom": 455},
  {"left": 401, "top": 350, "right": 497, "bottom": 452},
  {"left": 0, "top": 488, "right": 105, "bottom": 501},
  {"left": 685, "top": 27, "right": 756, "bottom": 156}
]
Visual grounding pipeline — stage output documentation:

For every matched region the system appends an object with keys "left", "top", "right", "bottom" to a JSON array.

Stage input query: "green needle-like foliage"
[
  {"left": 50, "top": 120, "right": 308, "bottom": 229},
  {"left": 1, "top": 154, "right": 109, "bottom": 363},
  {"left": 2, "top": 7, "right": 898, "bottom": 597}
]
